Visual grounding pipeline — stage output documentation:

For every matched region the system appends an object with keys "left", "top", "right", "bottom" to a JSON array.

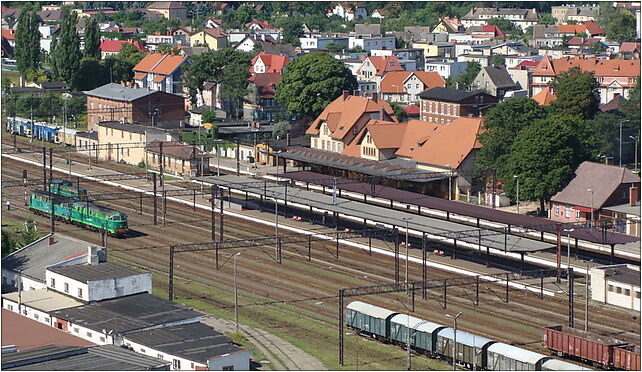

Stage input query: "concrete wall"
[
  {"left": 2, "top": 298, "right": 53, "bottom": 325},
  {"left": 591, "top": 265, "right": 641, "bottom": 311},
  {"left": 207, "top": 350, "right": 253, "bottom": 371}
]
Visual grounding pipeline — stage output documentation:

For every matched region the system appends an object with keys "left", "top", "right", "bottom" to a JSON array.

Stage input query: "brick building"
[
  {"left": 418, "top": 87, "right": 498, "bottom": 124},
  {"left": 84, "top": 83, "right": 185, "bottom": 131},
  {"left": 145, "top": 140, "right": 210, "bottom": 177}
]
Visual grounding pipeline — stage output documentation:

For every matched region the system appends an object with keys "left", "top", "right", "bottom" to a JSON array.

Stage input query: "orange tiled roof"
[
  {"left": 559, "top": 24, "right": 586, "bottom": 34},
  {"left": 306, "top": 95, "right": 397, "bottom": 140},
  {"left": 532, "top": 56, "right": 641, "bottom": 79},
  {"left": 1, "top": 29, "right": 16, "bottom": 40},
  {"left": 532, "top": 86, "right": 557, "bottom": 106},
  {"left": 394, "top": 120, "right": 441, "bottom": 159},
  {"left": 250, "top": 53, "right": 290, "bottom": 74},
  {"left": 380, "top": 71, "right": 445, "bottom": 93},
  {"left": 133, "top": 53, "right": 187, "bottom": 76},
  {"left": 203, "top": 28, "right": 227, "bottom": 38},
  {"left": 361, "top": 56, "right": 405, "bottom": 76},
  {"left": 358, "top": 120, "right": 406, "bottom": 149},
  {"left": 133, "top": 72, "right": 147, "bottom": 80},
  {"left": 152, "top": 75, "right": 165, "bottom": 83},
  {"left": 403, "top": 117, "right": 484, "bottom": 169}
]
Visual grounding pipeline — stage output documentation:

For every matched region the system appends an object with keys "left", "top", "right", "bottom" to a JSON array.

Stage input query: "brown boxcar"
[
  {"left": 614, "top": 346, "right": 641, "bottom": 371},
  {"left": 543, "top": 325, "right": 627, "bottom": 367}
]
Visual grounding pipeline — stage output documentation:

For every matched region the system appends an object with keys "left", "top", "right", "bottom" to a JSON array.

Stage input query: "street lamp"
[
  {"left": 629, "top": 136, "right": 638, "bottom": 172},
  {"left": 563, "top": 228, "right": 575, "bottom": 276},
  {"left": 274, "top": 150, "right": 283, "bottom": 173},
  {"left": 513, "top": 175, "right": 519, "bottom": 214},
  {"left": 445, "top": 312, "right": 463, "bottom": 371},
  {"left": 233, "top": 252, "right": 242, "bottom": 332},
  {"left": 586, "top": 189, "right": 594, "bottom": 228},
  {"left": 402, "top": 217, "right": 412, "bottom": 292}
]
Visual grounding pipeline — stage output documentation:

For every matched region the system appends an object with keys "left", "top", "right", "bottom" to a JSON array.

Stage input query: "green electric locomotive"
[
  {"left": 29, "top": 189, "right": 128, "bottom": 236},
  {"left": 49, "top": 179, "right": 88, "bottom": 200}
]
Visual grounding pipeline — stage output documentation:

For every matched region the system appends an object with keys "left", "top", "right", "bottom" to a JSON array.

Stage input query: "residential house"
[
  {"left": 489, "top": 41, "right": 536, "bottom": 56},
  {"left": 1, "top": 36, "right": 13, "bottom": 57},
  {"left": 530, "top": 57, "right": 641, "bottom": 103},
  {"left": 380, "top": 71, "right": 446, "bottom": 103},
  {"left": 171, "top": 26, "right": 193, "bottom": 45},
  {"left": 371, "top": 9, "right": 384, "bottom": 19},
  {"left": 356, "top": 56, "right": 405, "bottom": 86},
  {"left": 348, "top": 36, "right": 396, "bottom": 52},
  {"left": 243, "top": 72, "right": 282, "bottom": 121},
  {"left": 2, "top": 29, "right": 16, "bottom": 48},
  {"left": 146, "top": 140, "right": 210, "bottom": 177},
  {"left": 145, "top": 32, "right": 186, "bottom": 51},
  {"left": 234, "top": 34, "right": 278, "bottom": 53},
  {"left": 122, "top": 322, "right": 252, "bottom": 371},
  {"left": 532, "top": 22, "right": 605, "bottom": 48},
  {"left": 424, "top": 59, "right": 468, "bottom": 79},
  {"left": 36, "top": 9, "right": 63, "bottom": 23},
  {"left": 250, "top": 53, "right": 290, "bottom": 74},
  {"left": 132, "top": 53, "right": 189, "bottom": 95},
  {"left": 432, "top": 17, "right": 464, "bottom": 33},
  {"left": 402, "top": 27, "right": 446, "bottom": 42},
  {"left": 457, "top": 53, "right": 492, "bottom": 68},
  {"left": 591, "top": 264, "right": 640, "bottom": 311},
  {"left": 75, "top": 131, "right": 99, "bottom": 154},
  {"left": 306, "top": 93, "right": 397, "bottom": 154},
  {"left": 328, "top": 3, "right": 367, "bottom": 21},
  {"left": 188, "top": 105, "right": 226, "bottom": 126},
  {"left": 412, "top": 41, "right": 455, "bottom": 59},
  {"left": 245, "top": 19, "right": 274, "bottom": 31},
  {"left": 372, "top": 48, "right": 425, "bottom": 72},
  {"left": 38, "top": 24, "right": 59, "bottom": 53},
  {"left": 418, "top": 87, "right": 499, "bottom": 124},
  {"left": 465, "top": 25, "right": 505, "bottom": 40},
  {"left": 471, "top": 66, "right": 522, "bottom": 98},
  {"left": 189, "top": 28, "right": 228, "bottom": 50},
  {"left": 461, "top": 7, "right": 539, "bottom": 31},
  {"left": 147, "top": 1, "right": 187, "bottom": 20},
  {"left": 85, "top": 83, "right": 185, "bottom": 130},
  {"left": 96, "top": 121, "right": 172, "bottom": 164},
  {"left": 551, "top": 5, "right": 599, "bottom": 23},
  {"left": 549, "top": 161, "right": 640, "bottom": 229},
  {"left": 203, "top": 17, "right": 223, "bottom": 29},
  {"left": 299, "top": 35, "right": 349, "bottom": 50},
  {"left": 99, "top": 40, "right": 147, "bottom": 59}
]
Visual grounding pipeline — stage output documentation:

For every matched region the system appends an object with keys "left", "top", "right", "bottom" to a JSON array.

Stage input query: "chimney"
[
  {"left": 286, "top": 133, "right": 291, "bottom": 146},
  {"left": 630, "top": 186, "right": 639, "bottom": 207},
  {"left": 379, "top": 107, "right": 384, "bottom": 120},
  {"left": 48, "top": 234, "right": 55, "bottom": 246},
  {"left": 342, "top": 91, "right": 349, "bottom": 101},
  {"left": 372, "top": 92, "right": 378, "bottom": 102},
  {"left": 87, "top": 246, "right": 99, "bottom": 265}
]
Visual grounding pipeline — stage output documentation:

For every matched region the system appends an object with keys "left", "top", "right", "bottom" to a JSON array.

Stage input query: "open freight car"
[
  {"left": 543, "top": 325, "right": 628, "bottom": 367},
  {"left": 613, "top": 345, "right": 641, "bottom": 371}
]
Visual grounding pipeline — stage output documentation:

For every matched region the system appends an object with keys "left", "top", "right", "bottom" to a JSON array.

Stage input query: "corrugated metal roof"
[
  {"left": 390, "top": 314, "right": 444, "bottom": 333},
  {"left": 541, "top": 358, "right": 591, "bottom": 370},
  {"left": 347, "top": 301, "right": 397, "bottom": 320},
  {"left": 437, "top": 328, "right": 493, "bottom": 348},
  {"left": 487, "top": 342, "right": 548, "bottom": 364}
]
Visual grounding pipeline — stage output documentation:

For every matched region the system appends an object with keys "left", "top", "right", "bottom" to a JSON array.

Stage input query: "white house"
[
  {"left": 591, "top": 264, "right": 641, "bottom": 311},
  {"left": 2, "top": 289, "right": 83, "bottom": 326},
  {"left": 424, "top": 60, "right": 468, "bottom": 79},
  {"left": 349, "top": 36, "right": 395, "bottom": 51},
  {"left": 328, "top": 3, "right": 367, "bottom": 21}
]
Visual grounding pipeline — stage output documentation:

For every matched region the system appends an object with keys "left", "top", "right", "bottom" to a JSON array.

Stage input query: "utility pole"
[
  {"left": 233, "top": 252, "right": 241, "bottom": 332},
  {"left": 585, "top": 260, "right": 592, "bottom": 332}
]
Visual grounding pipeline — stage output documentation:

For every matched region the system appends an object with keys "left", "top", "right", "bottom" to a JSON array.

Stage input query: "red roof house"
[{"left": 249, "top": 53, "right": 290, "bottom": 74}]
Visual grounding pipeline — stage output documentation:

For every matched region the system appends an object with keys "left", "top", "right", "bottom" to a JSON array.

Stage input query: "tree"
[
  {"left": 272, "top": 120, "right": 290, "bottom": 139},
  {"left": 15, "top": 9, "right": 41, "bottom": 77},
  {"left": 598, "top": 4, "right": 636, "bottom": 42},
  {"left": 387, "top": 101, "right": 407, "bottom": 121},
  {"left": 201, "top": 109, "right": 218, "bottom": 123},
  {"left": 234, "top": 5, "right": 257, "bottom": 27},
  {"left": 446, "top": 61, "right": 480, "bottom": 90},
  {"left": 1, "top": 230, "right": 20, "bottom": 257},
  {"left": 491, "top": 54, "right": 505, "bottom": 67},
  {"left": 621, "top": 75, "right": 641, "bottom": 126},
  {"left": 19, "top": 219, "right": 40, "bottom": 246},
  {"left": 84, "top": 17, "right": 101, "bottom": 59},
  {"left": 538, "top": 13, "right": 556, "bottom": 25},
  {"left": 505, "top": 114, "right": 590, "bottom": 213},
  {"left": 589, "top": 41, "right": 607, "bottom": 53},
  {"left": 487, "top": 17, "right": 522, "bottom": 37},
  {"left": 476, "top": 97, "right": 547, "bottom": 178},
  {"left": 550, "top": 67, "right": 600, "bottom": 120},
  {"left": 77, "top": 57, "right": 108, "bottom": 91},
  {"left": 52, "top": 8, "right": 82, "bottom": 89},
  {"left": 277, "top": 17, "right": 303, "bottom": 47},
  {"left": 275, "top": 52, "right": 358, "bottom": 119},
  {"left": 102, "top": 42, "right": 146, "bottom": 83}
]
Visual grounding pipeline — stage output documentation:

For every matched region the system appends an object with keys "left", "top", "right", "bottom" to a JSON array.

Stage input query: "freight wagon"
[
  {"left": 613, "top": 345, "right": 640, "bottom": 371},
  {"left": 543, "top": 325, "right": 636, "bottom": 369},
  {"left": 347, "top": 301, "right": 592, "bottom": 371}
]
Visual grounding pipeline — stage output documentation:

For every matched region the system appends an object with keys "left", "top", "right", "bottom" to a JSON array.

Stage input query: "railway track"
[{"left": 2, "top": 157, "right": 639, "bottom": 368}]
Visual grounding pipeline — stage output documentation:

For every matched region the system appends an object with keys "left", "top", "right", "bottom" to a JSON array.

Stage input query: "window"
[
  {"left": 576, "top": 210, "right": 580, "bottom": 220},
  {"left": 173, "top": 359, "right": 181, "bottom": 369},
  {"left": 554, "top": 206, "right": 560, "bottom": 216},
  {"left": 45, "top": 317, "right": 49, "bottom": 323},
  {"left": 100, "top": 336, "right": 105, "bottom": 342},
  {"left": 50, "top": 278, "right": 56, "bottom": 288},
  {"left": 617, "top": 287, "right": 622, "bottom": 294},
  {"left": 625, "top": 289, "right": 631, "bottom": 296},
  {"left": 608, "top": 284, "right": 614, "bottom": 292},
  {"left": 7, "top": 304, "right": 13, "bottom": 311},
  {"left": 222, "top": 366, "right": 235, "bottom": 371},
  {"left": 140, "top": 348, "right": 146, "bottom": 353},
  {"left": 78, "top": 288, "right": 83, "bottom": 298},
  {"left": 565, "top": 208, "right": 570, "bottom": 218},
  {"left": 636, "top": 292, "right": 640, "bottom": 299},
  {"left": 191, "top": 363, "right": 195, "bottom": 369},
  {"left": 64, "top": 282, "right": 69, "bottom": 293},
  {"left": 34, "top": 313, "right": 39, "bottom": 320},
  {"left": 87, "top": 331, "right": 92, "bottom": 338},
  {"left": 157, "top": 354, "right": 164, "bottom": 360},
  {"left": 74, "top": 327, "right": 79, "bottom": 333}
]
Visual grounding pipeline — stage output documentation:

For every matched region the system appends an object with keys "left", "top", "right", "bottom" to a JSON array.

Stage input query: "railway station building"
[{"left": 591, "top": 264, "right": 641, "bottom": 311}]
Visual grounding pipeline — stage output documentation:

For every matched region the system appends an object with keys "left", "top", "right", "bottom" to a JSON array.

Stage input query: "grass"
[
  {"left": 110, "top": 254, "right": 455, "bottom": 370},
  {"left": 2, "top": 70, "right": 21, "bottom": 84}
]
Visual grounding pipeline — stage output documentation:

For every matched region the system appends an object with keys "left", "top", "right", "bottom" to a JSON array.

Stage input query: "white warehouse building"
[{"left": 591, "top": 264, "right": 641, "bottom": 311}]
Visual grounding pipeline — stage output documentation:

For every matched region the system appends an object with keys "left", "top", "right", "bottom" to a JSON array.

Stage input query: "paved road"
[{"left": 202, "top": 316, "right": 326, "bottom": 371}]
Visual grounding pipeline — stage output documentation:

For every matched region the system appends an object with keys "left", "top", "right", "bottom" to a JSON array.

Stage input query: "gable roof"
[
  {"left": 394, "top": 119, "right": 441, "bottom": 159},
  {"left": 249, "top": 72, "right": 281, "bottom": 98},
  {"left": 599, "top": 94, "right": 628, "bottom": 113},
  {"left": 418, "top": 87, "right": 489, "bottom": 102},
  {"left": 380, "top": 71, "right": 446, "bottom": 93},
  {"left": 99, "top": 40, "right": 147, "bottom": 53},
  {"left": 567, "top": 36, "right": 601, "bottom": 46},
  {"left": 201, "top": 27, "right": 227, "bottom": 38},
  {"left": 532, "top": 86, "right": 557, "bottom": 106},
  {"left": 36, "top": 9, "right": 62, "bottom": 22},
  {"left": 146, "top": 140, "right": 209, "bottom": 160},
  {"left": 148, "top": 1, "right": 186, "bottom": 9},
  {"left": 550, "top": 161, "right": 640, "bottom": 209},
  {"left": 358, "top": 120, "right": 407, "bottom": 149},
  {"left": 245, "top": 19, "right": 274, "bottom": 29},
  {"left": 306, "top": 94, "right": 397, "bottom": 140},
  {"left": 85, "top": 83, "right": 156, "bottom": 102},
  {"left": 133, "top": 53, "right": 187, "bottom": 76},
  {"left": 404, "top": 117, "right": 484, "bottom": 169},
  {"left": 620, "top": 42, "right": 640, "bottom": 53},
  {"left": 437, "top": 17, "right": 463, "bottom": 32},
  {"left": 360, "top": 56, "right": 404, "bottom": 76},
  {"left": 532, "top": 56, "right": 640, "bottom": 79},
  {"left": 403, "top": 104, "right": 420, "bottom": 115},
  {"left": 250, "top": 52, "right": 290, "bottom": 74},
  {"left": 2, "top": 29, "right": 16, "bottom": 41},
  {"left": 482, "top": 25, "right": 505, "bottom": 38},
  {"left": 582, "top": 21, "right": 605, "bottom": 35},
  {"left": 355, "top": 23, "right": 381, "bottom": 36},
  {"left": 480, "top": 66, "right": 518, "bottom": 89}
]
